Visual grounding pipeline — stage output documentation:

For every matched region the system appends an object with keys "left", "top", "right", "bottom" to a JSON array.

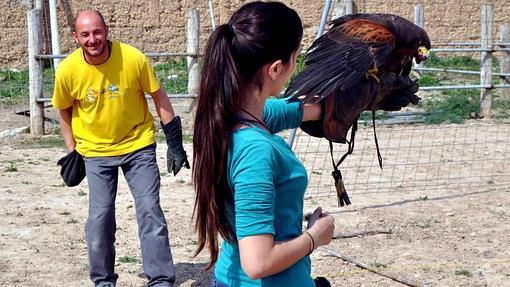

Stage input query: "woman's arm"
[{"left": 238, "top": 211, "right": 335, "bottom": 280}]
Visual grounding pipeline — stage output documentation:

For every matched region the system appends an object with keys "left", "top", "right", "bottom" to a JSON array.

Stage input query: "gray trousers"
[{"left": 84, "top": 144, "right": 175, "bottom": 287}]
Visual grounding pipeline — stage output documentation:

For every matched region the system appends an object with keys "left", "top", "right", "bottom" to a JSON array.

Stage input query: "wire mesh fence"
[
  {"left": 1, "top": 1, "right": 509, "bottom": 200},
  {"left": 293, "top": 116, "right": 510, "bottom": 203},
  {"left": 289, "top": 1, "right": 510, "bottom": 207}
]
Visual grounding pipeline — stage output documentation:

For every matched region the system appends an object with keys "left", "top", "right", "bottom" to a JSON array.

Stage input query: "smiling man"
[{"left": 52, "top": 10, "right": 189, "bottom": 287}]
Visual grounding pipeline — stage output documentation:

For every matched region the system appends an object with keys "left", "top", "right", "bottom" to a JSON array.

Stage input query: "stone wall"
[{"left": 1, "top": 0, "right": 509, "bottom": 68}]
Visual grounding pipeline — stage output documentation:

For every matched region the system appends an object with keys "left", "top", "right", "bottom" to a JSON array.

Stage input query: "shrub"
[{"left": 422, "top": 89, "right": 480, "bottom": 124}]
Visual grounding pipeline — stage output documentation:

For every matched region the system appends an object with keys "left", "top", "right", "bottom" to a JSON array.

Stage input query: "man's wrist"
[
  {"left": 66, "top": 141, "right": 76, "bottom": 152},
  {"left": 161, "top": 116, "right": 182, "bottom": 140}
]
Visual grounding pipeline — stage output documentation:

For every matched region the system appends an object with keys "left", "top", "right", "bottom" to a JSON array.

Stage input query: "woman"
[{"left": 193, "top": 2, "right": 336, "bottom": 286}]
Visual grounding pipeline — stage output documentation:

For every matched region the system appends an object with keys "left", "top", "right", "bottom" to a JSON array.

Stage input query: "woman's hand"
[{"left": 306, "top": 207, "right": 335, "bottom": 248}]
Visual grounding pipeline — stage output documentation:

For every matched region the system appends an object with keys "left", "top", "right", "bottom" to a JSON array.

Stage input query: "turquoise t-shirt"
[{"left": 214, "top": 98, "right": 315, "bottom": 287}]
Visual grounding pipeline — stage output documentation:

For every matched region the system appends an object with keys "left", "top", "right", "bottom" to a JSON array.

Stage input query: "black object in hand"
[
  {"left": 57, "top": 149, "right": 85, "bottom": 187},
  {"left": 161, "top": 116, "right": 190, "bottom": 176}
]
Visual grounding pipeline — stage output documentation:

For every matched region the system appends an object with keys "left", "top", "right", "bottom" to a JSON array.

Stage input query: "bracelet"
[{"left": 303, "top": 230, "right": 315, "bottom": 256}]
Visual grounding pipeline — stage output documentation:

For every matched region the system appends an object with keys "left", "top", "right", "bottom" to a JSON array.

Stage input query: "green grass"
[
  {"left": 424, "top": 52, "right": 478, "bottom": 70},
  {"left": 454, "top": 269, "right": 473, "bottom": 277},
  {"left": 154, "top": 58, "right": 189, "bottom": 94},
  {"left": 421, "top": 89, "right": 480, "bottom": 124},
  {"left": 418, "top": 53, "right": 510, "bottom": 123},
  {"left": 370, "top": 261, "right": 387, "bottom": 268},
  {"left": 414, "top": 219, "right": 433, "bottom": 229},
  {"left": 0, "top": 69, "right": 29, "bottom": 101},
  {"left": 18, "top": 136, "right": 65, "bottom": 149},
  {"left": 0, "top": 58, "right": 189, "bottom": 105},
  {"left": 118, "top": 255, "right": 141, "bottom": 264},
  {"left": 4, "top": 162, "right": 18, "bottom": 172},
  {"left": 418, "top": 74, "right": 442, "bottom": 86},
  {"left": 0, "top": 59, "right": 55, "bottom": 103},
  {"left": 359, "top": 110, "right": 389, "bottom": 122},
  {"left": 66, "top": 218, "right": 78, "bottom": 224},
  {"left": 493, "top": 94, "right": 510, "bottom": 119},
  {"left": 52, "top": 182, "right": 66, "bottom": 187},
  {"left": 423, "top": 51, "right": 500, "bottom": 71},
  {"left": 182, "top": 134, "right": 193, "bottom": 143},
  {"left": 284, "top": 54, "right": 307, "bottom": 92}
]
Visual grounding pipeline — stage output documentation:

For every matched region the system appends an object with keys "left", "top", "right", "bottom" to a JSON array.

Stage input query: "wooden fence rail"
[
  {"left": 26, "top": 4, "right": 510, "bottom": 135},
  {"left": 26, "top": 7, "right": 202, "bottom": 135}
]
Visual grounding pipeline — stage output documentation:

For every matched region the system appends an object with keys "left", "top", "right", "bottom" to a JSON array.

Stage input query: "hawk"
[{"left": 285, "top": 13, "right": 431, "bottom": 206}]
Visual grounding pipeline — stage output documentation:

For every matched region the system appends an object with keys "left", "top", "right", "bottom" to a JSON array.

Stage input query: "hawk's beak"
[{"left": 417, "top": 46, "right": 429, "bottom": 63}]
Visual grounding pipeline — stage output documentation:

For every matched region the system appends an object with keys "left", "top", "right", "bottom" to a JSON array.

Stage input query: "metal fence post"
[
  {"left": 500, "top": 24, "right": 510, "bottom": 101},
  {"left": 28, "top": 8, "right": 45, "bottom": 135},
  {"left": 287, "top": 0, "right": 333, "bottom": 147},
  {"left": 480, "top": 4, "right": 493, "bottom": 118},
  {"left": 187, "top": 9, "right": 200, "bottom": 97}
]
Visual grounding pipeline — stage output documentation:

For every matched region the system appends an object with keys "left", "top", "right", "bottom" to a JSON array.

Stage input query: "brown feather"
[{"left": 338, "top": 19, "right": 395, "bottom": 44}]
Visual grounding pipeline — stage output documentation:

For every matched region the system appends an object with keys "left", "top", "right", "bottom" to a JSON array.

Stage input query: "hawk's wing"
[{"left": 285, "top": 18, "right": 396, "bottom": 104}]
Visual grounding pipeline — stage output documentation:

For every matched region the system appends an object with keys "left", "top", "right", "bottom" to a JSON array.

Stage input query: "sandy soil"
[{"left": 1, "top": 117, "right": 509, "bottom": 286}]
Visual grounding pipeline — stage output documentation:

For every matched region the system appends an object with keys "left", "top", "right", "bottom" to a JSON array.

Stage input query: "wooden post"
[
  {"left": 331, "top": 0, "right": 345, "bottom": 20},
  {"left": 480, "top": 4, "right": 493, "bottom": 118},
  {"left": 344, "top": 0, "right": 353, "bottom": 15},
  {"left": 500, "top": 24, "right": 510, "bottom": 101},
  {"left": 414, "top": 4, "right": 424, "bottom": 28},
  {"left": 28, "top": 8, "right": 45, "bottom": 135},
  {"left": 413, "top": 4, "right": 425, "bottom": 74},
  {"left": 207, "top": 0, "right": 216, "bottom": 30},
  {"left": 332, "top": 0, "right": 354, "bottom": 19},
  {"left": 187, "top": 9, "right": 200, "bottom": 97}
]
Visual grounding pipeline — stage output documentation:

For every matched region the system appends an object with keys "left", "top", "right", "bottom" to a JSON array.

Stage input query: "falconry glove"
[
  {"left": 370, "top": 73, "right": 420, "bottom": 112},
  {"left": 161, "top": 116, "right": 190, "bottom": 176},
  {"left": 57, "top": 149, "right": 85, "bottom": 187}
]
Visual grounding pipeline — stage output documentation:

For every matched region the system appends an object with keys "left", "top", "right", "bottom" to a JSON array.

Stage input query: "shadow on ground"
[{"left": 175, "top": 262, "right": 211, "bottom": 287}]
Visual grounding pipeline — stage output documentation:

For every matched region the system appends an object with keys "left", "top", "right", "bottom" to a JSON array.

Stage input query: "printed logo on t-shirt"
[{"left": 86, "top": 84, "right": 120, "bottom": 102}]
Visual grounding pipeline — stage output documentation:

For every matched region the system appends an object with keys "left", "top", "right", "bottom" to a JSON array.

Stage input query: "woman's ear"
[{"left": 267, "top": 59, "right": 283, "bottom": 81}]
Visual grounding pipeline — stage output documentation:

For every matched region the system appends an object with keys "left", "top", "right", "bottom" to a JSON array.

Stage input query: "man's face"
[{"left": 72, "top": 13, "right": 109, "bottom": 59}]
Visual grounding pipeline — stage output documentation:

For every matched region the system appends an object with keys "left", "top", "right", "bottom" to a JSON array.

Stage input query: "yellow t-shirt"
[{"left": 52, "top": 41, "right": 160, "bottom": 157}]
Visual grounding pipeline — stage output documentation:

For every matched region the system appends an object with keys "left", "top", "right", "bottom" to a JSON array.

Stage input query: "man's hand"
[{"left": 161, "top": 116, "right": 190, "bottom": 176}]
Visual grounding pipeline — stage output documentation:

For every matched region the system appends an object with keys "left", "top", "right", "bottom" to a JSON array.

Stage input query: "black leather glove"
[
  {"left": 379, "top": 76, "right": 420, "bottom": 111},
  {"left": 161, "top": 116, "right": 190, "bottom": 176},
  {"left": 370, "top": 73, "right": 421, "bottom": 111},
  {"left": 57, "top": 149, "right": 86, "bottom": 187}
]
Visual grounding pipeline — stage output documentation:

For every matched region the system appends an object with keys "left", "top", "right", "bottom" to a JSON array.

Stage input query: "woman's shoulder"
[
  {"left": 230, "top": 129, "right": 276, "bottom": 157},
  {"left": 231, "top": 128, "right": 274, "bottom": 144}
]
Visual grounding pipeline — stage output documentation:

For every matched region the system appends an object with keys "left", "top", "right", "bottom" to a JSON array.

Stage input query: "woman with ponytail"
[{"left": 193, "top": 2, "right": 336, "bottom": 286}]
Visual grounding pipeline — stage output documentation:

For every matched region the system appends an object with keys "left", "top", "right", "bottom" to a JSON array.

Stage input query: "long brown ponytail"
[{"left": 192, "top": 1, "right": 303, "bottom": 268}]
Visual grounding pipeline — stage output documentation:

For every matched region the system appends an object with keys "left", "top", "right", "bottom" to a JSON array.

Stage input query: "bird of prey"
[{"left": 285, "top": 13, "right": 431, "bottom": 206}]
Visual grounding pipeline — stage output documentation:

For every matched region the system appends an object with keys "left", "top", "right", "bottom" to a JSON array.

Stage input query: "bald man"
[{"left": 52, "top": 10, "right": 188, "bottom": 287}]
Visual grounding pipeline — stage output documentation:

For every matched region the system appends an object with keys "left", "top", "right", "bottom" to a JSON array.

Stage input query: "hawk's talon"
[{"left": 365, "top": 67, "right": 380, "bottom": 84}]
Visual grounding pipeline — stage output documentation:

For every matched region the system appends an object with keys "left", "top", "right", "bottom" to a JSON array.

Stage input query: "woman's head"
[
  {"left": 226, "top": 1, "right": 303, "bottom": 88},
  {"left": 193, "top": 1, "right": 303, "bottom": 267}
]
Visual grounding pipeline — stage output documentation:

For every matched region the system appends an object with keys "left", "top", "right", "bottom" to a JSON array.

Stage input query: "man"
[{"left": 52, "top": 10, "right": 189, "bottom": 287}]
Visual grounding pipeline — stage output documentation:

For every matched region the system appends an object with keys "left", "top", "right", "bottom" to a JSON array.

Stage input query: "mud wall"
[{"left": 1, "top": 0, "right": 509, "bottom": 68}]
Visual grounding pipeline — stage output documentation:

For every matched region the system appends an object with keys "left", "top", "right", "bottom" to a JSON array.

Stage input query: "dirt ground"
[{"left": 1, "top": 113, "right": 509, "bottom": 287}]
